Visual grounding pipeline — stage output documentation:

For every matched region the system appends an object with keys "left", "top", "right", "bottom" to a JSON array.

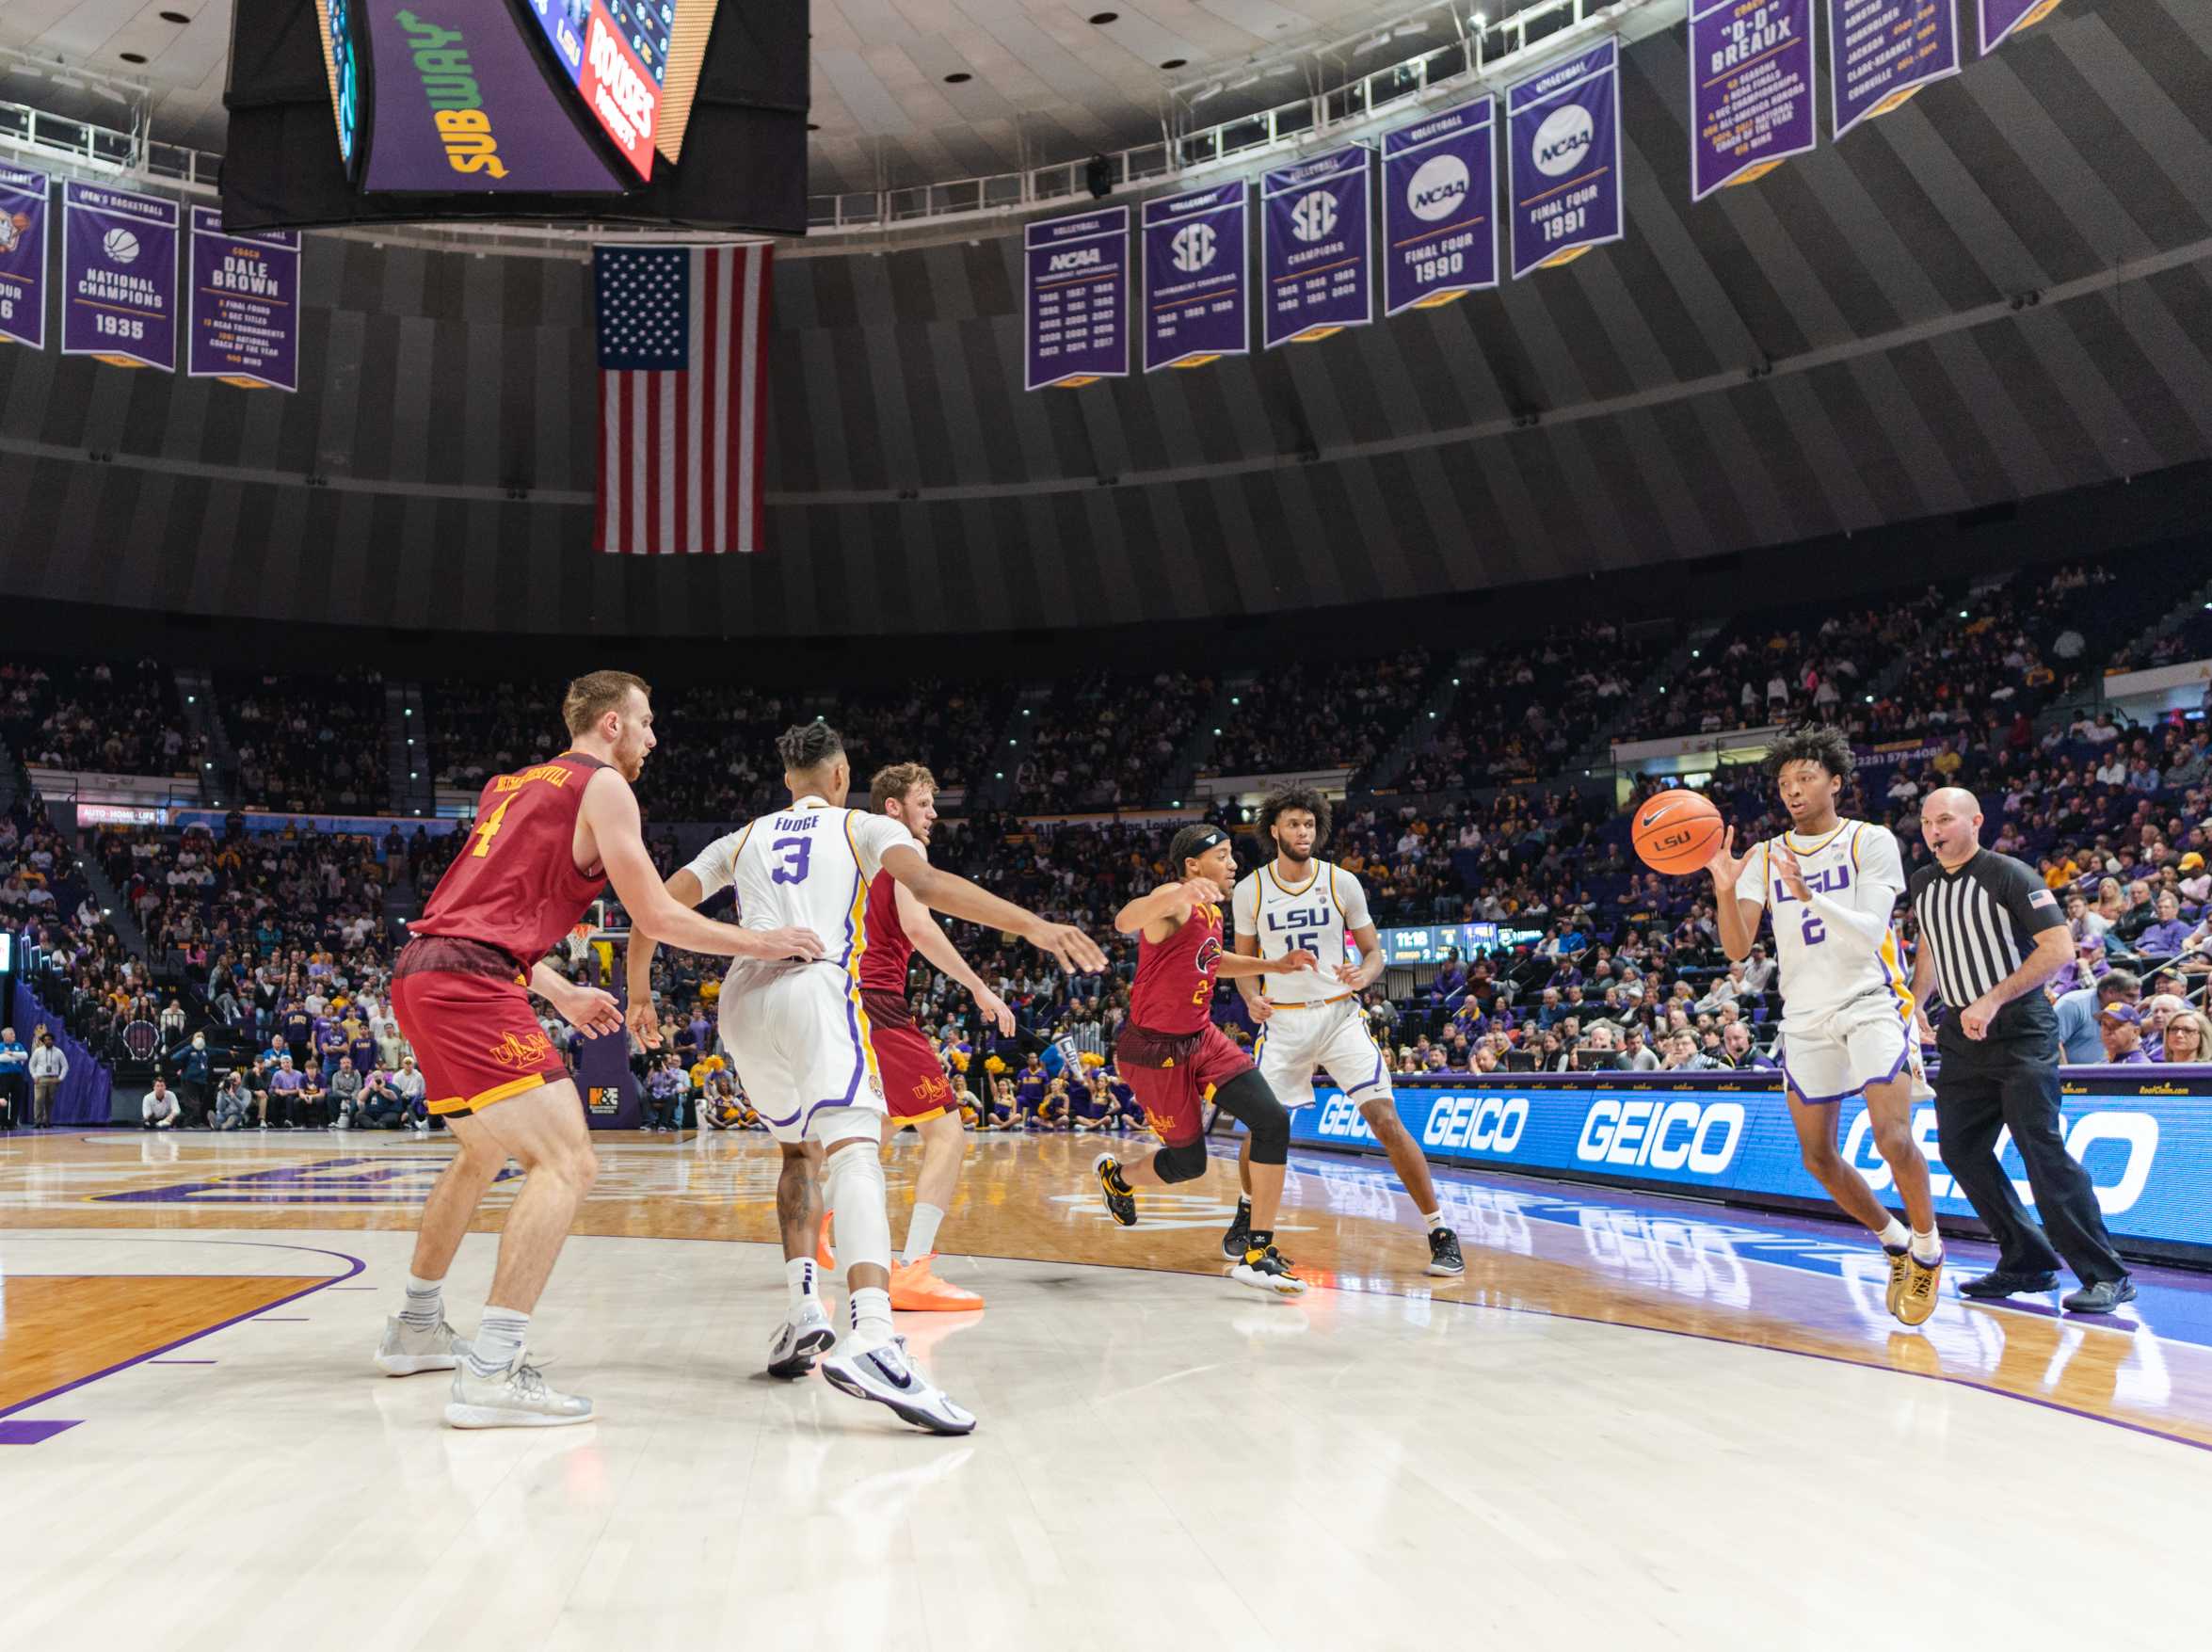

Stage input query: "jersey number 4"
[{"left": 470, "top": 794, "right": 516, "bottom": 858}]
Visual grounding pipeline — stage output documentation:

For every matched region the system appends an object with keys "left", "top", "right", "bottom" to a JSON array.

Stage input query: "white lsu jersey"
[
  {"left": 1733, "top": 818, "right": 1913, "bottom": 1030},
  {"left": 683, "top": 793, "right": 918, "bottom": 973},
  {"left": 1231, "top": 859, "right": 1371, "bottom": 1003}
]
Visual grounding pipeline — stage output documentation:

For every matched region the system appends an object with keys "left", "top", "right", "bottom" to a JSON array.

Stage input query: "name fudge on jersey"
[{"left": 1115, "top": 899, "right": 1252, "bottom": 1147}]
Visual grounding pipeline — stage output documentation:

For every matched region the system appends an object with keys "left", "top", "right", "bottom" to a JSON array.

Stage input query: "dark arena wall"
[{"left": 0, "top": 0, "right": 2208, "bottom": 641}]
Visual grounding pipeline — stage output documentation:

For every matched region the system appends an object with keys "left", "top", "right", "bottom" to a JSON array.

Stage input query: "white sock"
[
  {"left": 1910, "top": 1226, "right": 1945, "bottom": 1264},
  {"left": 1419, "top": 1210, "right": 1444, "bottom": 1233},
  {"left": 1877, "top": 1217, "right": 1911, "bottom": 1252},
  {"left": 467, "top": 1307, "right": 529, "bottom": 1379},
  {"left": 903, "top": 1202, "right": 946, "bottom": 1268},
  {"left": 400, "top": 1272, "right": 444, "bottom": 1332},
  {"left": 848, "top": 1286, "right": 893, "bottom": 1351},
  {"left": 786, "top": 1257, "right": 818, "bottom": 1312}
]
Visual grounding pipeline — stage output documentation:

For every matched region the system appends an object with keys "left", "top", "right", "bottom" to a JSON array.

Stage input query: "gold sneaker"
[
  {"left": 1897, "top": 1250, "right": 1944, "bottom": 1327},
  {"left": 1883, "top": 1247, "right": 1911, "bottom": 1317}
]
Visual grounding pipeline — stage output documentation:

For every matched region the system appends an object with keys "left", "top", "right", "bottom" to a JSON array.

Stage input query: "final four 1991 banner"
[
  {"left": 1023, "top": 206, "right": 1130, "bottom": 391},
  {"left": 61, "top": 180, "right": 177, "bottom": 372},
  {"left": 1507, "top": 39, "right": 1623, "bottom": 279},
  {"left": 1381, "top": 98, "right": 1497, "bottom": 316},
  {"left": 0, "top": 163, "right": 48, "bottom": 351},
  {"left": 188, "top": 208, "right": 300, "bottom": 392},
  {"left": 1260, "top": 145, "right": 1373, "bottom": 348}
]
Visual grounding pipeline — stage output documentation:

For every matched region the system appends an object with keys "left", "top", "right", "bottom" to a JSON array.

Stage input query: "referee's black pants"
[{"left": 1933, "top": 1029, "right": 2125, "bottom": 1285}]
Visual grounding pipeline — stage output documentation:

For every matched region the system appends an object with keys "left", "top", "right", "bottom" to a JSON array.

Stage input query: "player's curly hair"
[
  {"left": 1257, "top": 785, "right": 1332, "bottom": 849},
  {"left": 1767, "top": 724, "right": 1856, "bottom": 783},
  {"left": 776, "top": 719, "right": 845, "bottom": 774}
]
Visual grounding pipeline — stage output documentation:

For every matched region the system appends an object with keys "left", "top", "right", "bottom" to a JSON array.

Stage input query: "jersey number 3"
[{"left": 770, "top": 837, "right": 812, "bottom": 885}]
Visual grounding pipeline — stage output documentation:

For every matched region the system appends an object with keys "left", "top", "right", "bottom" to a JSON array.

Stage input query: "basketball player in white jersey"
[
  {"left": 1705, "top": 726, "right": 1944, "bottom": 1325},
  {"left": 1228, "top": 788, "right": 1464, "bottom": 1275},
  {"left": 629, "top": 720, "right": 1103, "bottom": 1434}
]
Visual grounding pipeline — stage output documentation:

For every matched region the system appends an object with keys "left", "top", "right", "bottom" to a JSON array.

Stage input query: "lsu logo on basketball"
[
  {"left": 1576, "top": 1098, "right": 1744, "bottom": 1174},
  {"left": 488, "top": 1029, "right": 553, "bottom": 1068}
]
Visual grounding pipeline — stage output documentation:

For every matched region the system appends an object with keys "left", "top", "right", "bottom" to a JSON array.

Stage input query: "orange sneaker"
[
  {"left": 815, "top": 1209, "right": 836, "bottom": 1271},
  {"left": 889, "top": 1257, "right": 985, "bottom": 1313}
]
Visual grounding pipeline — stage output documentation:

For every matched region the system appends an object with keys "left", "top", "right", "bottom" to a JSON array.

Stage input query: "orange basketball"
[{"left": 1632, "top": 790, "right": 1725, "bottom": 875}]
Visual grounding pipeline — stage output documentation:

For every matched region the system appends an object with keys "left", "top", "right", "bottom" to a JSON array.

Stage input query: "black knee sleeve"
[
  {"left": 1152, "top": 1139, "right": 1210, "bottom": 1183},
  {"left": 1213, "top": 1069, "right": 1290, "bottom": 1165}
]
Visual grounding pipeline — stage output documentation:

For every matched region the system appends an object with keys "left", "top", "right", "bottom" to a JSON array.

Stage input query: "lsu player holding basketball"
[
  {"left": 633, "top": 722, "right": 1103, "bottom": 1434},
  {"left": 376, "top": 671, "right": 811, "bottom": 1428},
  {"left": 1228, "top": 788, "right": 1463, "bottom": 1276},
  {"left": 1705, "top": 726, "right": 1945, "bottom": 1325},
  {"left": 1092, "top": 824, "right": 1312, "bottom": 1294}
]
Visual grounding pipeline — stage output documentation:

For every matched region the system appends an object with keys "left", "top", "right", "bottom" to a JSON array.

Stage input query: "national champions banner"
[
  {"left": 1507, "top": 38, "right": 1624, "bottom": 280},
  {"left": 1979, "top": 0, "right": 2064, "bottom": 56},
  {"left": 61, "top": 181, "right": 178, "bottom": 372},
  {"left": 1023, "top": 205, "right": 1130, "bottom": 391},
  {"left": 1142, "top": 181, "right": 1248, "bottom": 373},
  {"left": 1830, "top": 0, "right": 1961, "bottom": 138},
  {"left": 1690, "top": 0, "right": 1819, "bottom": 200},
  {"left": 1260, "top": 145, "right": 1373, "bottom": 348},
  {"left": 1381, "top": 98, "right": 1498, "bottom": 316},
  {"left": 187, "top": 208, "right": 300, "bottom": 392},
  {"left": 0, "top": 164, "right": 48, "bottom": 351}
]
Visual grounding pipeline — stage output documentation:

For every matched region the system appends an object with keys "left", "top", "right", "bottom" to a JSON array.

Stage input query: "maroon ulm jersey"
[
  {"left": 410, "top": 752, "right": 609, "bottom": 970},
  {"left": 858, "top": 868, "right": 916, "bottom": 996},
  {"left": 1128, "top": 898, "right": 1225, "bottom": 1036}
]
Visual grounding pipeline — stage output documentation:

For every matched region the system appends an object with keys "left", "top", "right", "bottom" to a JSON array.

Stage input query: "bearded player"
[
  {"left": 376, "top": 671, "right": 813, "bottom": 1428},
  {"left": 1706, "top": 725, "right": 1945, "bottom": 1325},
  {"left": 1229, "top": 787, "right": 1463, "bottom": 1276},
  {"left": 1092, "top": 824, "right": 1312, "bottom": 1294}
]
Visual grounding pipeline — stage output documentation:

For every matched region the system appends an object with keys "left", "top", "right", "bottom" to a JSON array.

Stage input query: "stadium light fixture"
[{"left": 1958, "top": 610, "right": 1968, "bottom": 618}]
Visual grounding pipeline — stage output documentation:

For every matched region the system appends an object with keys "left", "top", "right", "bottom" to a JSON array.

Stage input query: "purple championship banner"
[
  {"left": 1023, "top": 205, "right": 1130, "bottom": 391},
  {"left": 1690, "top": 0, "right": 1819, "bottom": 200},
  {"left": 0, "top": 163, "right": 49, "bottom": 351},
  {"left": 187, "top": 208, "right": 300, "bottom": 392},
  {"left": 61, "top": 181, "right": 177, "bottom": 373},
  {"left": 1829, "top": 0, "right": 1961, "bottom": 138},
  {"left": 1381, "top": 98, "right": 1498, "bottom": 316},
  {"left": 1142, "top": 181, "right": 1248, "bottom": 373},
  {"left": 1979, "top": 0, "right": 2064, "bottom": 55},
  {"left": 1260, "top": 145, "right": 1373, "bottom": 348},
  {"left": 1507, "top": 38, "right": 1624, "bottom": 280}
]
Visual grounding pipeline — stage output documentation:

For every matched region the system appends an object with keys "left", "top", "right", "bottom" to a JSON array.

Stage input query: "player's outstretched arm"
[
  {"left": 1218, "top": 947, "right": 1313, "bottom": 980},
  {"left": 622, "top": 866, "right": 702, "bottom": 1049},
  {"left": 1229, "top": 932, "right": 1274, "bottom": 1020},
  {"left": 1115, "top": 877, "right": 1219, "bottom": 941},
  {"left": 1705, "top": 827, "right": 1766, "bottom": 962},
  {"left": 528, "top": 960, "right": 623, "bottom": 1040},
  {"left": 895, "top": 880, "right": 1016, "bottom": 1035},
  {"left": 881, "top": 843, "right": 1105, "bottom": 974}
]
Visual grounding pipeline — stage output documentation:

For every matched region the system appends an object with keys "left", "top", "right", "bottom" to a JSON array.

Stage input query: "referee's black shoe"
[
  {"left": 2061, "top": 1276, "right": 2138, "bottom": 1315},
  {"left": 1959, "top": 1269, "right": 2060, "bottom": 1300}
]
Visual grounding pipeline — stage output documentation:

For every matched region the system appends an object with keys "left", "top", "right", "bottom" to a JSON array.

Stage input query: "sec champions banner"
[
  {"left": 1830, "top": 0, "right": 1961, "bottom": 138},
  {"left": 1142, "top": 181, "right": 1248, "bottom": 373},
  {"left": 1381, "top": 98, "right": 1497, "bottom": 316},
  {"left": 0, "top": 164, "right": 48, "bottom": 351},
  {"left": 61, "top": 181, "right": 177, "bottom": 372},
  {"left": 1260, "top": 145, "right": 1373, "bottom": 348},
  {"left": 1507, "top": 38, "right": 1623, "bottom": 279},
  {"left": 1690, "top": 0, "right": 1819, "bottom": 200},
  {"left": 1023, "top": 206, "right": 1129, "bottom": 391},
  {"left": 187, "top": 208, "right": 300, "bottom": 392},
  {"left": 1979, "top": 0, "right": 2064, "bottom": 55}
]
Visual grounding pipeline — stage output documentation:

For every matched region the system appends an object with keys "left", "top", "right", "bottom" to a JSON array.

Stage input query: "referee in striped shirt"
[{"left": 1909, "top": 789, "right": 2134, "bottom": 1313}]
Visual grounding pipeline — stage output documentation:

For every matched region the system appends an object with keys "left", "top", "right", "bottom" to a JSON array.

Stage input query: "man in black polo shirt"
[{"left": 1909, "top": 789, "right": 2134, "bottom": 1313}]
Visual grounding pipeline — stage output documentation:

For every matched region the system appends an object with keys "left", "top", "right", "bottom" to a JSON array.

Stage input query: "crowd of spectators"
[
  {"left": 1199, "top": 652, "right": 1431, "bottom": 784},
  {"left": 221, "top": 671, "right": 390, "bottom": 814},
  {"left": 0, "top": 657, "right": 201, "bottom": 778},
  {"left": 1010, "top": 671, "right": 1216, "bottom": 810}
]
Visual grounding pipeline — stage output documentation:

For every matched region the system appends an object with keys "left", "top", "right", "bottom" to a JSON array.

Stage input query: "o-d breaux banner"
[
  {"left": 1507, "top": 38, "right": 1623, "bottom": 280},
  {"left": 1142, "top": 180, "right": 1248, "bottom": 373},
  {"left": 1023, "top": 205, "right": 1129, "bottom": 391},
  {"left": 1829, "top": 0, "right": 1959, "bottom": 138},
  {"left": 188, "top": 208, "right": 301, "bottom": 392},
  {"left": 1689, "top": 0, "right": 1819, "bottom": 201},
  {"left": 0, "top": 163, "right": 49, "bottom": 351},
  {"left": 1381, "top": 96, "right": 1497, "bottom": 317},
  {"left": 1260, "top": 144, "right": 1373, "bottom": 349},
  {"left": 61, "top": 181, "right": 177, "bottom": 372}
]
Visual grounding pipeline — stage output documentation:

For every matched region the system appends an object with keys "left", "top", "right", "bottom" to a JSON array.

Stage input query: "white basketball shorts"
[
  {"left": 717, "top": 962, "right": 887, "bottom": 1146},
  {"left": 1253, "top": 996, "right": 1393, "bottom": 1111},
  {"left": 1776, "top": 991, "right": 1918, "bottom": 1106}
]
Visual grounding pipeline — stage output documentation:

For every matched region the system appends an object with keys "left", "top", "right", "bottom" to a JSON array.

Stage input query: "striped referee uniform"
[{"left": 1908, "top": 850, "right": 2126, "bottom": 1290}]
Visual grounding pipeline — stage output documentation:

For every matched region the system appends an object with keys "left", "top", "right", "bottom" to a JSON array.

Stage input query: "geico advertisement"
[{"left": 1292, "top": 1083, "right": 2210, "bottom": 1246}]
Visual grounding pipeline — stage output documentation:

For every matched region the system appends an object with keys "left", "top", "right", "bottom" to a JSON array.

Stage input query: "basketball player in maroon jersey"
[
  {"left": 376, "top": 671, "right": 822, "bottom": 1428},
  {"left": 1093, "top": 824, "right": 1315, "bottom": 1293}
]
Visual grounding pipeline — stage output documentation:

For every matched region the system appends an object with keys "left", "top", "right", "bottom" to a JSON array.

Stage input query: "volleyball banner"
[
  {"left": 60, "top": 181, "right": 177, "bottom": 372},
  {"left": 1507, "top": 39, "right": 1623, "bottom": 280},
  {"left": 1142, "top": 181, "right": 1248, "bottom": 373},
  {"left": 0, "top": 164, "right": 47, "bottom": 351},
  {"left": 1260, "top": 145, "right": 1373, "bottom": 348},
  {"left": 1023, "top": 205, "right": 1130, "bottom": 391},
  {"left": 1381, "top": 98, "right": 1498, "bottom": 316},
  {"left": 1979, "top": 0, "right": 2064, "bottom": 55},
  {"left": 187, "top": 208, "right": 300, "bottom": 392},
  {"left": 1690, "top": 0, "right": 1819, "bottom": 200},
  {"left": 1830, "top": 0, "right": 1961, "bottom": 138}
]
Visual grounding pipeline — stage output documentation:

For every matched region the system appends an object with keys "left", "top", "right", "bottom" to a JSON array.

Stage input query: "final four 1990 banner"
[
  {"left": 61, "top": 181, "right": 177, "bottom": 372},
  {"left": 1023, "top": 206, "right": 1130, "bottom": 391},
  {"left": 1507, "top": 39, "right": 1623, "bottom": 279},
  {"left": 1260, "top": 146, "right": 1373, "bottom": 348},
  {"left": 188, "top": 208, "right": 300, "bottom": 392},
  {"left": 1143, "top": 181, "right": 1248, "bottom": 372},
  {"left": 0, "top": 164, "right": 48, "bottom": 351},
  {"left": 1690, "top": 0, "right": 1818, "bottom": 200},
  {"left": 1381, "top": 98, "right": 1497, "bottom": 316}
]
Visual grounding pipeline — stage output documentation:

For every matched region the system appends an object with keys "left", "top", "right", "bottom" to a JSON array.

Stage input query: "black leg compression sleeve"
[
  {"left": 1152, "top": 1139, "right": 1210, "bottom": 1182},
  {"left": 1212, "top": 1069, "right": 1290, "bottom": 1165}
]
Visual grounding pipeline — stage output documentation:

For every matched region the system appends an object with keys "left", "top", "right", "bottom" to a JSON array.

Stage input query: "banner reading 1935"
[
  {"left": 1381, "top": 98, "right": 1497, "bottom": 316},
  {"left": 1507, "top": 39, "right": 1623, "bottom": 280},
  {"left": 1260, "top": 145, "right": 1373, "bottom": 348},
  {"left": 0, "top": 164, "right": 49, "bottom": 351},
  {"left": 1830, "top": 0, "right": 1960, "bottom": 138},
  {"left": 61, "top": 181, "right": 177, "bottom": 372},
  {"left": 1690, "top": 0, "right": 1818, "bottom": 200}
]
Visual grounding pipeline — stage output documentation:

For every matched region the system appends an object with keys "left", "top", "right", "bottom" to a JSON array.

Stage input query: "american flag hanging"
[{"left": 594, "top": 243, "right": 771, "bottom": 555}]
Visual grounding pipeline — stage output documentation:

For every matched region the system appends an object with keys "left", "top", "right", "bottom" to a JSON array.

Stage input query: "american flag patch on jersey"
[{"left": 2028, "top": 889, "right": 2057, "bottom": 908}]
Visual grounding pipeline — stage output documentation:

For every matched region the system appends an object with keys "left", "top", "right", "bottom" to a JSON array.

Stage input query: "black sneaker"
[
  {"left": 1094, "top": 1153, "right": 1137, "bottom": 1227},
  {"left": 1221, "top": 1196, "right": 1253, "bottom": 1260},
  {"left": 1959, "top": 1269, "right": 2060, "bottom": 1300},
  {"left": 1426, "top": 1227, "right": 1465, "bottom": 1276},
  {"left": 1230, "top": 1245, "right": 1307, "bottom": 1295},
  {"left": 2061, "top": 1276, "right": 2138, "bottom": 1315}
]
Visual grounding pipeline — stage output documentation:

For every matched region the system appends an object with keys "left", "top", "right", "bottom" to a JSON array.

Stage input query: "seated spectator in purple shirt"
[
  {"left": 2135, "top": 893, "right": 2194, "bottom": 961},
  {"left": 267, "top": 1056, "right": 306, "bottom": 1127},
  {"left": 2049, "top": 938, "right": 2111, "bottom": 999},
  {"left": 2098, "top": 1003, "right": 2152, "bottom": 1065}
]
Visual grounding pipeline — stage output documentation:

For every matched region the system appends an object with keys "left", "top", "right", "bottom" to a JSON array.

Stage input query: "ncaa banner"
[
  {"left": 1381, "top": 98, "right": 1498, "bottom": 317},
  {"left": 1830, "top": 0, "right": 1960, "bottom": 138},
  {"left": 1142, "top": 181, "right": 1248, "bottom": 373},
  {"left": 0, "top": 164, "right": 48, "bottom": 351},
  {"left": 1979, "top": 0, "right": 2063, "bottom": 55},
  {"left": 187, "top": 208, "right": 300, "bottom": 392},
  {"left": 1690, "top": 0, "right": 1819, "bottom": 200},
  {"left": 1260, "top": 145, "right": 1374, "bottom": 349},
  {"left": 1023, "top": 205, "right": 1130, "bottom": 391},
  {"left": 1507, "top": 39, "right": 1624, "bottom": 280},
  {"left": 61, "top": 182, "right": 177, "bottom": 372}
]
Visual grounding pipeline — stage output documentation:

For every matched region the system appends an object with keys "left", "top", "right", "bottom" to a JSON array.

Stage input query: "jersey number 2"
[{"left": 1800, "top": 911, "right": 1825, "bottom": 946}]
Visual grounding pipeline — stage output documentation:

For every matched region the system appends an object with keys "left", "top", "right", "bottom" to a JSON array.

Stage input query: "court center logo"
[
  {"left": 1170, "top": 221, "right": 1217, "bottom": 272},
  {"left": 1290, "top": 188, "right": 1338, "bottom": 243},
  {"left": 1532, "top": 104, "right": 1595, "bottom": 177},
  {"left": 1405, "top": 154, "right": 1470, "bottom": 221},
  {"left": 488, "top": 1029, "right": 553, "bottom": 1067}
]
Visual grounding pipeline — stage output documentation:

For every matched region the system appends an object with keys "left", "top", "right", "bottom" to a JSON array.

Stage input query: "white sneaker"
[
  {"left": 820, "top": 1338, "right": 976, "bottom": 1435},
  {"left": 374, "top": 1314, "right": 473, "bottom": 1375},
  {"left": 444, "top": 1355, "right": 593, "bottom": 1429},
  {"left": 766, "top": 1299, "right": 836, "bottom": 1379}
]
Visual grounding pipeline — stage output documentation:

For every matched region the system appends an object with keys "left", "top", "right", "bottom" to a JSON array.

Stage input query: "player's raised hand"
[
  {"left": 1278, "top": 948, "right": 1319, "bottom": 973},
  {"left": 554, "top": 983, "right": 624, "bottom": 1040},
  {"left": 1178, "top": 876, "right": 1226, "bottom": 909},
  {"left": 1771, "top": 843, "right": 1811, "bottom": 903},
  {"left": 626, "top": 994, "right": 664, "bottom": 1050},
  {"left": 741, "top": 925, "right": 825, "bottom": 962},
  {"left": 1704, "top": 825, "right": 1752, "bottom": 890},
  {"left": 1026, "top": 918, "right": 1108, "bottom": 974},
  {"left": 973, "top": 984, "right": 1017, "bottom": 1036}
]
